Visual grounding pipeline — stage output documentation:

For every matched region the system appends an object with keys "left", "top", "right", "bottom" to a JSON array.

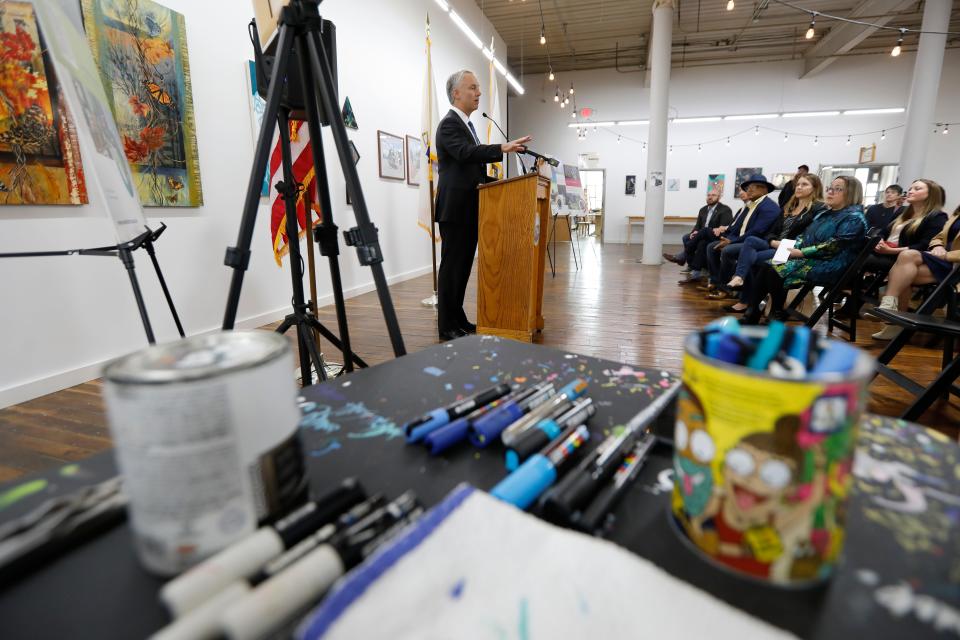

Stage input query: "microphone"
[
  {"left": 482, "top": 112, "right": 527, "bottom": 174},
  {"left": 522, "top": 149, "right": 560, "bottom": 167}
]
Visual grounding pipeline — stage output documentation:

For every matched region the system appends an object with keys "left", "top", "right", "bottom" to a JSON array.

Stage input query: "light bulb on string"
[
  {"left": 564, "top": 96, "right": 570, "bottom": 106},
  {"left": 846, "top": 135, "right": 851, "bottom": 146},
  {"left": 669, "top": 145, "right": 673, "bottom": 154},
  {"left": 880, "top": 130, "right": 886, "bottom": 140},
  {"left": 726, "top": 137, "right": 731, "bottom": 147},
  {"left": 944, "top": 124, "right": 950, "bottom": 135},
  {"left": 754, "top": 126, "right": 759, "bottom": 136},
  {"left": 559, "top": 100, "right": 565, "bottom": 109},
  {"left": 569, "top": 83, "right": 575, "bottom": 95},
  {"left": 617, "top": 135, "right": 622, "bottom": 144},
  {"left": 554, "top": 90, "right": 559, "bottom": 103},
  {"left": 805, "top": 14, "right": 816, "bottom": 39},
  {"left": 548, "top": 68, "right": 554, "bottom": 81},
  {"left": 571, "top": 110, "right": 577, "bottom": 118},
  {"left": 783, "top": 133, "right": 788, "bottom": 143},
  {"left": 642, "top": 142, "right": 647, "bottom": 151},
  {"left": 892, "top": 29, "right": 904, "bottom": 57},
  {"left": 698, "top": 144, "right": 702, "bottom": 153},
  {"left": 726, "top": 0, "right": 734, "bottom": 10},
  {"left": 814, "top": 136, "right": 819, "bottom": 146},
  {"left": 540, "top": 27, "right": 546, "bottom": 45}
]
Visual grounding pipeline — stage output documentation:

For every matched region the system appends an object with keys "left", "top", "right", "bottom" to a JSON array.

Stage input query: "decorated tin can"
[
  {"left": 672, "top": 326, "right": 874, "bottom": 586},
  {"left": 103, "top": 331, "right": 307, "bottom": 576}
]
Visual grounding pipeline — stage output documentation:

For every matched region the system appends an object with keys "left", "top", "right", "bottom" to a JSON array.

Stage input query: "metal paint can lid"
[{"left": 104, "top": 331, "right": 289, "bottom": 384}]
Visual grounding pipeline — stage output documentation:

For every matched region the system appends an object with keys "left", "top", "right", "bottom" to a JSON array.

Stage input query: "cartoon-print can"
[
  {"left": 103, "top": 331, "right": 308, "bottom": 576},
  {"left": 671, "top": 328, "right": 874, "bottom": 587}
]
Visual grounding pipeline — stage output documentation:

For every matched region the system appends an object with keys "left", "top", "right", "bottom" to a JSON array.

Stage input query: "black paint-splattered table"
[{"left": 0, "top": 335, "right": 957, "bottom": 639}]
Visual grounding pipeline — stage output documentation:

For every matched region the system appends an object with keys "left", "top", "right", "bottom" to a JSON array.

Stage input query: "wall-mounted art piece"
[
  {"left": 246, "top": 61, "right": 269, "bottom": 197},
  {"left": 342, "top": 96, "right": 358, "bottom": 130},
  {"left": 625, "top": 174, "right": 636, "bottom": 196},
  {"left": 707, "top": 173, "right": 725, "bottom": 196},
  {"left": 377, "top": 130, "right": 404, "bottom": 180},
  {"left": 83, "top": 0, "right": 203, "bottom": 207},
  {"left": 0, "top": 2, "right": 88, "bottom": 205},
  {"left": 405, "top": 135, "right": 421, "bottom": 186},
  {"left": 667, "top": 178, "right": 679, "bottom": 191},
  {"left": 688, "top": 179, "right": 697, "bottom": 189}
]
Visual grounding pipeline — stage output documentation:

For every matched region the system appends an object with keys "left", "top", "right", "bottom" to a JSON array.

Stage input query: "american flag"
[{"left": 269, "top": 120, "right": 320, "bottom": 266}]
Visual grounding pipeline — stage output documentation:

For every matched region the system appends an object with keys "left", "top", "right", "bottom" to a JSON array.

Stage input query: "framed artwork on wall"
[
  {"left": 734, "top": 167, "right": 762, "bottom": 197},
  {"left": 859, "top": 144, "right": 877, "bottom": 164},
  {"left": 405, "top": 135, "right": 422, "bottom": 186},
  {"left": 377, "top": 130, "right": 404, "bottom": 180}
]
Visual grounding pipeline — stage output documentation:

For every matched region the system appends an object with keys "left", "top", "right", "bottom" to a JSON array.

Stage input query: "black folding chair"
[
  {"left": 784, "top": 230, "right": 882, "bottom": 341},
  {"left": 867, "top": 264, "right": 960, "bottom": 421}
]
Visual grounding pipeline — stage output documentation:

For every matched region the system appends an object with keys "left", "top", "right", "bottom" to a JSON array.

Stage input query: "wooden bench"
[{"left": 625, "top": 215, "right": 695, "bottom": 245}]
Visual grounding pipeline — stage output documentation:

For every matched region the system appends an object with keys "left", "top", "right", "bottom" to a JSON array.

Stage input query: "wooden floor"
[{"left": 1, "top": 240, "right": 957, "bottom": 483}]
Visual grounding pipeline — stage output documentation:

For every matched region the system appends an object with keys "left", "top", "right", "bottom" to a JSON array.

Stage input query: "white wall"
[
  {"left": 510, "top": 50, "right": 960, "bottom": 244},
  {"left": 0, "top": 0, "right": 508, "bottom": 407}
]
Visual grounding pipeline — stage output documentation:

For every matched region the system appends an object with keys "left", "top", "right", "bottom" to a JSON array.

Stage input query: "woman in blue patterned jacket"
[{"left": 743, "top": 175, "right": 867, "bottom": 324}]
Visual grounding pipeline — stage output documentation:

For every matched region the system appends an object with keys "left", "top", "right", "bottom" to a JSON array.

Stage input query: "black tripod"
[
  {"left": 223, "top": 0, "right": 405, "bottom": 385},
  {"left": 0, "top": 224, "right": 185, "bottom": 344}
]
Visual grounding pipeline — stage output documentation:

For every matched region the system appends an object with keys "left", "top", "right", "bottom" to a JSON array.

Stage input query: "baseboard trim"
[{"left": 0, "top": 264, "right": 434, "bottom": 409}]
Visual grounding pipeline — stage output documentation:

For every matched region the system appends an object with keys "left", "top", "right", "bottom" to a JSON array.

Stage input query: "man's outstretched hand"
[{"left": 501, "top": 135, "right": 533, "bottom": 153}]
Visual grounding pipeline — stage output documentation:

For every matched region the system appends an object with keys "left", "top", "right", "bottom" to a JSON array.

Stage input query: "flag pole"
[{"left": 421, "top": 13, "right": 439, "bottom": 307}]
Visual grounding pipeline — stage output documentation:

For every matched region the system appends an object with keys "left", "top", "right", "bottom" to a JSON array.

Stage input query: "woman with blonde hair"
[
  {"left": 864, "top": 179, "right": 947, "bottom": 275},
  {"left": 872, "top": 203, "right": 960, "bottom": 339}
]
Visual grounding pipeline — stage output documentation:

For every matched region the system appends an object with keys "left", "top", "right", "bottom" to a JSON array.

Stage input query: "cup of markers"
[{"left": 671, "top": 317, "right": 874, "bottom": 588}]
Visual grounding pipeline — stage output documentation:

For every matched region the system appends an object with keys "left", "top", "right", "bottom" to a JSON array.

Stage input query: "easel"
[{"left": 0, "top": 224, "right": 185, "bottom": 344}]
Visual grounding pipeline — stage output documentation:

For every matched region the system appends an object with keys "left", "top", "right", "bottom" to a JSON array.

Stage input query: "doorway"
[
  {"left": 579, "top": 168, "right": 606, "bottom": 242},
  {"left": 819, "top": 164, "right": 899, "bottom": 205}
]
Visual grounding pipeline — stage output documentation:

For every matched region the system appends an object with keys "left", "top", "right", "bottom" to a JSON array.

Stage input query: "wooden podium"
[{"left": 476, "top": 172, "right": 551, "bottom": 342}]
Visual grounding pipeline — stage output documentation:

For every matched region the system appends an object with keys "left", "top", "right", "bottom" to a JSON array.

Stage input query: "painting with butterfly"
[
  {"left": 82, "top": 0, "right": 202, "bottom": 207},
  {"left": 0, "top": 2, "right": 88, "bottom": 205}
]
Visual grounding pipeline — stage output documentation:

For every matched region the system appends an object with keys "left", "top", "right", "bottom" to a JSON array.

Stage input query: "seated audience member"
[
  {"left": 701, "top": 174, "right": 782, "bottom": 296},
  {"left": 742, "top": 176, "right": 867, "bottom": 324},
  {"left": 664, "top": 190, "right": 732, "bottom": 267},
  {"left": 777, "top": 164, "right": 809, "bottom": 209},
  {"left": 865, "top": 184, "right": 904, "bottom": 231},
  {"left": 871, "top": 203, "right": 960, "bottom": 340},
  {"left": 719, "top": 174, "right": 827, "bottom": 311},
  {"left": 863, "top": 179, "right": 948, "bottom": 276},
  {"left": 679, "top": 192, "right": 747, "bottom": 283}
]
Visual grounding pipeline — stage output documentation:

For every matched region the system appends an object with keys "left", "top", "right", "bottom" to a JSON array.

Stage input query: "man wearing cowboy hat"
[{"left": 701, "top": 174, "right": 782, "bottom": 296}]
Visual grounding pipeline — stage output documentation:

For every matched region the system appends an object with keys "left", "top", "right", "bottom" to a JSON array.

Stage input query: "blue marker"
[
  {"left": 810, "top": 341, "right": 859, "bottom": 378},
  {"left": 504, "top": 398, "right": 595, "bottom": 471},
  {"left": 714, "top": 334, "right": 744, "bottom": 365},
  {"left": 468, "top": 382, "right": 556, "bottom": 448},
  {"left": 704, "top": 317, "right": 740, "bottom": 359},
  {"left": 747, "top": 321, "right": 787, "bottom": 370},
  {"left": 500, "top": 379, "right": 589, "bottom": 447},
  {"left": 491, "top": 424, "right": 591, "bottom": 510},
  {"left": 404, "top": 383, "right": 512, "bottom": 443},
  {"left": 423, "top": 394, "right": 516, "bottom": 455},
  {"left": 787, "top": 326, "right": 812, "bottom": 364}
]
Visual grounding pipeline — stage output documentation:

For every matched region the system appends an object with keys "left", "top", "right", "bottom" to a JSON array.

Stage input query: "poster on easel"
[{"left": 34, "top": 0, "right": 147, "bottom": 243}]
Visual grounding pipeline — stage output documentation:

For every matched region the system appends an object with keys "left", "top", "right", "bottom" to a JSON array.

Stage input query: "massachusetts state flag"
[
  {"left": 418, "top": 14, "right": 440, "bottom": 241},
  {"left": 269, "top": 120, "right": 320, "bottom": 266}
]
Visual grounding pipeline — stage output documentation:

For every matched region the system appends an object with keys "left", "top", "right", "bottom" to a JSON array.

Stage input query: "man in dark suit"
[
  {"left": 435, "top": 69, "right": 532, "bottom": 341},
  {"left": 663, "top": 190, "right": 732, "bottom": 268},
  {"left": 702, "top": 174, "right": 783, "bottom": 297}
]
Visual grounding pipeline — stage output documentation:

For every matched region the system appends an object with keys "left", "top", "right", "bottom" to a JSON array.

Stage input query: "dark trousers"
[
  {"left": 687, "top": 231, "right": 717, "bottom": 270},
  {"left": 745, "top": 263, "right": 788, "bottom": 321},
  {"left": 437, "top": 221, "right": 478, "bottom": 333},
  {"left": 707, "top": 241, "right": 743, "bottom": 285}
]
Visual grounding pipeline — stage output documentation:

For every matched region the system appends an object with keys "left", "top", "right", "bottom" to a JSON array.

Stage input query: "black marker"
[
  {"left": 404, "top": 384, "right": 512, "bottom": 443},
  {"left": 576, "top": 434, "right": 657, "bottom": 535},
  {"left": 504, "top": 398, "right": 595, "bottom": 471}
]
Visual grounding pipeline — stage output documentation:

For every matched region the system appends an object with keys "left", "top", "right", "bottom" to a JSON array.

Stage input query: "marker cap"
[
  {"left": 504, "top": 419, "right": 562, "bottom": 471},
  {"left": 424, "top": 417, "right": 471, "bottom": 455},
  {"left": 468, "top": 403, "right": 523, "bottom": 447},
  {"left": 405, "top": 408, "right": 449, "bottom": 443},
  {"left": 490, "top": 454, "right": 558, "bottom": 510}
]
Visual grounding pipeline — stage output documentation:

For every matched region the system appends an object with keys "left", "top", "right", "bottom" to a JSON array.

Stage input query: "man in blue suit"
[{"left": 701, "top": 174, "right": 782, "bottom": 297}]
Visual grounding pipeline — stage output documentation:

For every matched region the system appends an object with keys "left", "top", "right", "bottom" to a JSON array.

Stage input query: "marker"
[
  {"left": 468, "top": 382, "right": 556, "bottom": 448},
  {"left": 747, "top": 320, "right": 787, "bottom": 370},
  {"left": 500, "top": 379, "right": 588, "bottom": 447},
  {"left": 149, "top": 498, "right": 383, "bottom": 640},
  {"left": 404, "top": 383, "right": 512, "bottom": 443},
  {"left": 423, "top": 391, "right": 518, "bottom": 456},
  {"left": 787, "top": 326, "right": 812, "bottom": 366},
  {"left": 490, "top": 423, "right": 591, "bottom": 510},
  {"left": 540, "top": 382, "right": 678, "bottom": 524},
  {"left": 160, "top": 479, "right": 366, "bottom": 617},
  {"left": 714, "top": 333, "right": 744, "bottom": 365},
  {"left": 576, "top": 434, "right": 657, "bottom": 535},
  {"left": 219, "top": 492, "right": 421, "bottom": 640},
  {"left": 504, "top": 398, "right": 595, "bottom": 471},
  {"left": 810, "top": 341, "right": 859, "bottom": 378}
]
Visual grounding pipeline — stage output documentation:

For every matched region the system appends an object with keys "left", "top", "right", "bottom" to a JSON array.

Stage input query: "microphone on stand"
[
  {"left": 522, "top": 149, "right": 560, "bottom": 167},
  {"left": 482, "top": 112, "right": 527, "bottom": 174}
]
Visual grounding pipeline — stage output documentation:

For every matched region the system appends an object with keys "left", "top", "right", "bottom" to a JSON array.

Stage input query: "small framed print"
[
  {"left": 858, "top": 144, "right": 877, "bottom": 164},
  {"left": 406, "top": 135, "right": 422, "bottom": 186},
  {"left": 377, "top": 130, "right": 405, "bottom": 180}
]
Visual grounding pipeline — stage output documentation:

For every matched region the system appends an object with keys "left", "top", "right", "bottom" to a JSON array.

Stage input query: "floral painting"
[
  {"left": 83, "top": 0, "right": 202, "bottom": 207},
  {"left": 0, "top": 2, "right": 88, "bottom": 205}
]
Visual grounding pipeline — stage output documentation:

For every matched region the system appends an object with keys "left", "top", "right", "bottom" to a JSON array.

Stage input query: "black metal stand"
[
  {"left": 223, "top": 0, "right": 405, "bottom": 387},
  {"left": 0, "top": 224, "right": 185, "bottom": 345}
]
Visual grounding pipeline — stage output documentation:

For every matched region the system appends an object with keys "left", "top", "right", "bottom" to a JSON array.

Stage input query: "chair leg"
[{"left": 901, "top": 354, "right": 960, "bottom": 422}]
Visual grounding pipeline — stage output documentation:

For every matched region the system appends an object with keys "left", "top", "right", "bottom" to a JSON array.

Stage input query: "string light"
[
  {"left": 726, "top": 137, "right": 731, "bottom": 146},
  {"left": 669, "top": 145, "right": 673, "bottom": 154},
  {"left": 846, "top": 135, "right": 851, "bottom": 145},
  {"left": 881, "top": 130, "right": 886, "bottom": 140},
  {"left": 726, "top": 0, "right": 734, "bottom": 10},
  {"left": 698, "top": 144, "right": 702, "bottom": 152},
  {"left": 569, "top": 83, "right": 575, "bottom": 95},
  {"left": 548, "top": 68, "right": 554, "bottom": 81},
  {"left": 570, "top": 110, "right": 577, "bottom": 118},
  {"left": 754, "top": 126, "right": 759, "bottom": 135},
  {"left": 617, "top": 135, "right": 622, "bottom": 144},
  {"left": 892, "top": 29, "right": 904, "bottom": 57},
  {"left": 783, "top": 133, "right": 788, "bottom": 142},
  {"left": 540, "top": 27, "right": 546, "bottom": 45},
  {"left": 805, "top": 14, "right": 816, "bottom": 39},
  {"left": 944, "top": 124, "right": 950, "bottom": 135},
  {"left": 642, "top": 142, "right": 647, "bottom": 151},
  {"left": 564, "top": 96, "right": 570, "bottom": 106},
  {"left": 814, "top": 136, "right": 819, "bottom": 146},
  {"left": 554, "top": 89, "right": 560, "bottom": 103}
]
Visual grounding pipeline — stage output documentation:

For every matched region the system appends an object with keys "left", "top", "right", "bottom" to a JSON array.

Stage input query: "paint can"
[
  {"left": 103, "top": 331, "right": 308, "bottom": 576},
  {"left": 671, "top": 327, "right": 873, "bottom": 587}
]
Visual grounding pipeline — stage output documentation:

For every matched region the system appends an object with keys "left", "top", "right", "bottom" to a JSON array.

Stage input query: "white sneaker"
[
  {"left": 878, "top": 295, "right": 898, "bottom": 311},
  {"left": 872, "top": 324, "right": 902, "bottom": 340}
]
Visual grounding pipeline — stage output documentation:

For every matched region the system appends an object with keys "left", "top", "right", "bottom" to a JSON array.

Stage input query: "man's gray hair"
[{"left": 446, "top": 69, "right": 475, "bottom": 104}]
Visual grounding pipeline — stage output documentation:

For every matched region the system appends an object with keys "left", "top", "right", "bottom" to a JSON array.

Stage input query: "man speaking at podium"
[{"left": 435, "top": 69, "right": 532, "bottom": 341}]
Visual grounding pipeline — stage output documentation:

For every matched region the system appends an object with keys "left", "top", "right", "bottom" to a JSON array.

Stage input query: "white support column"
[
  {"left": 641, "top": 0, "right": 674, "bottom": 264},
  {"left": 898, "top": 0, "right": 952, "bottom": 185}
]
